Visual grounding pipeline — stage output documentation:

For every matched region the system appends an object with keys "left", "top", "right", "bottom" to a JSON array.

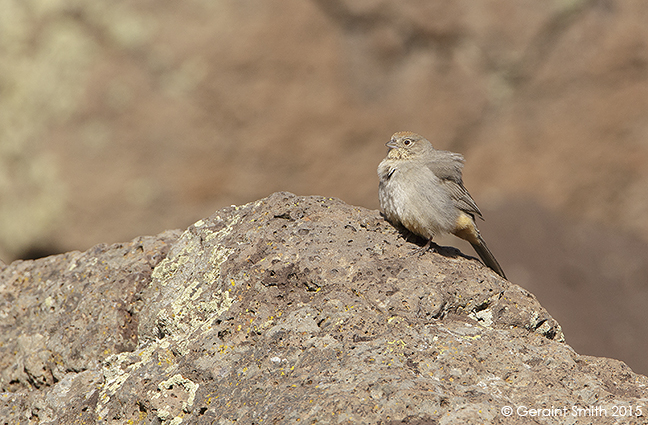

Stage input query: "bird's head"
[{"left": 385, "top": 131, "right": 433, "bottom": 159}]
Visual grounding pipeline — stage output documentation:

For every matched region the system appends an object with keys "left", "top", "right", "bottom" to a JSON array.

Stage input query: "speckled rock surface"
[
  {"left": 2, "top": 192, "right": 647, "bottom": 424},
  {"left": 0, "top": 231, "right": 181, "bottom": 423}
]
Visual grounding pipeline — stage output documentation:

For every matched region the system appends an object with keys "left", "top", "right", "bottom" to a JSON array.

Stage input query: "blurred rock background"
[{"left": 1, "top": 0, "right": 647, "bottom": 373}]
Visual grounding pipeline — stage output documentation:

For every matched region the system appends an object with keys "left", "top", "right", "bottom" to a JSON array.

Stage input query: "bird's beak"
[{"left": 386, "top": 139, "right": 398, "bottom": 149}]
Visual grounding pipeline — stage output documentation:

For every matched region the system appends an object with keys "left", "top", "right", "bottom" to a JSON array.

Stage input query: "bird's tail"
[{"left": 470, "top": 235, "right": 506, "bottom": 279}]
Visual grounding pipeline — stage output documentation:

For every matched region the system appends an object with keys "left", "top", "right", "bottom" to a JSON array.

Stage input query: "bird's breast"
[{"left": 378, "top": 161, "right": 457, "bottom": 239}]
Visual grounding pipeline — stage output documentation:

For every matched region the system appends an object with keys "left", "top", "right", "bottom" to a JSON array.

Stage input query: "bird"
[{"left": 377, "top": 131, "right": 506, "bottom": 278}]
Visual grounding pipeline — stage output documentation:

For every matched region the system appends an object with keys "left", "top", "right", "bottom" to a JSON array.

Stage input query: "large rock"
[{"left": 1, "top": 193, "right": 646, "bottom": 424}]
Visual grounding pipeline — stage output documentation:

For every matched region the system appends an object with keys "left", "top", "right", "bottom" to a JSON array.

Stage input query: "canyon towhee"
[{"left": 378, "top": 131, "right": 506, "bottom": 278}]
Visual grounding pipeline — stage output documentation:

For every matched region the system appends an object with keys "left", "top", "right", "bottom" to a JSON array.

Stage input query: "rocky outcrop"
[{"left": 1, "top": 193, "right": 647, "bottom": 424}]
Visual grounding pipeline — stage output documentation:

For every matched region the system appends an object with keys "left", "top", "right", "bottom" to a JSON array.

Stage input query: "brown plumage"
[{"left": 378, "top": 131, "right": 506, "bottom": 278}]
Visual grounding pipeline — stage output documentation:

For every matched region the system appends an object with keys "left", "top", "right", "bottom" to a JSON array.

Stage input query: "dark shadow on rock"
[{"left": 379, "top": 212, "right": 486, "bottom": 266}]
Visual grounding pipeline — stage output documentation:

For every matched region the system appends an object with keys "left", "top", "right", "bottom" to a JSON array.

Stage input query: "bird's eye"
[{"left": 403, "top": 139, "right": 412, "bottom": 146}]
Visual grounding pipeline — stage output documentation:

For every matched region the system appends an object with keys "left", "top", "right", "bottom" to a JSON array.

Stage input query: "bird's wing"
[
  {"left": 442, "top": 180, "right": 482, "bottom": 218},
  {"left": 427, "top": 150, "right": 483, "bottom": 218}
]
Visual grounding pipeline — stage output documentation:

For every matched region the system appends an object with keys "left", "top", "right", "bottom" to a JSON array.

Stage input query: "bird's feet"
[{"left": 413, "top": 238, "right": 437, "bottom": 256}]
